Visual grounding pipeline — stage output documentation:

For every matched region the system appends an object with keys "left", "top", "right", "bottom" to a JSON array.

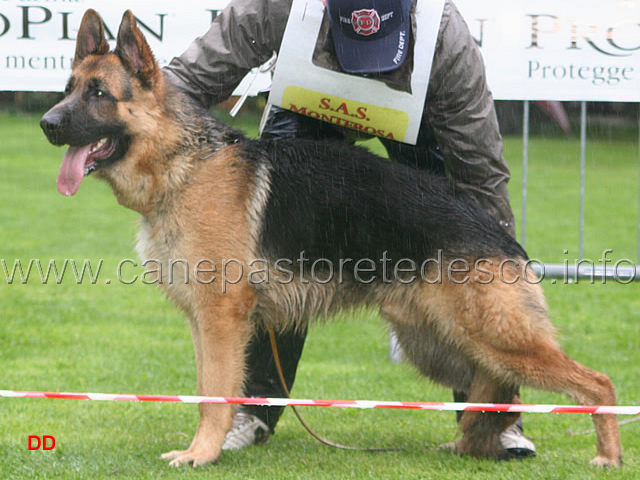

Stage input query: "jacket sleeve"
[
  {"left": 164, "top": 0, "right": 293, "bottom": 108},
  {"left": 426, "top": 0, "right": 515, "bottom": 233}
]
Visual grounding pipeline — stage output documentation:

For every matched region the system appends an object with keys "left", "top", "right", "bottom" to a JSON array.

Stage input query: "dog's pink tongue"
[{"left": 57, "top": 145, "right": 90, "bottom": 196}]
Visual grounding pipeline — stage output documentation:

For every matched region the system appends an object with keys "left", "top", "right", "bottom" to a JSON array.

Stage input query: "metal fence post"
[
  {"left": 579, "top": 101, "right": 587, "bottom": 261},
  {"left": 637, "top": 107, "right": 640, "bottom": 264},
  {"left": 521, "top": 100, "right": 530, "bottom": 249}
]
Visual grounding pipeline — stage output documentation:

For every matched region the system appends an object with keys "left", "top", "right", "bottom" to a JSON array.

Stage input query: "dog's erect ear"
[
  {"left": 74, "top": 9, "right": 110, "bottom": 66},
  {"left": 116, "top": 10, "right": 160, "bottom": 87}
]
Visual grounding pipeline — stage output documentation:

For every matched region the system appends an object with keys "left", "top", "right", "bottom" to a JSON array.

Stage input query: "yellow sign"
[
  {"left": 282, "top": 86, "right": 410, "bottom": 142},
  {"left": 268, "top": 0, "right": 443, "bottom": 145}
]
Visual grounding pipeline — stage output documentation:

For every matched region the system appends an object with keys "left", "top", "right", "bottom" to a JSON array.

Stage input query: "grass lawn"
[{"left": 0, "top": 109, "right": 639, "bottom": 479}]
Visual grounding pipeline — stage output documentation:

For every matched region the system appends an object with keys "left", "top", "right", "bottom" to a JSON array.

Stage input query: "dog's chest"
[{"left": 136, "top": 220, "right": 194, "bottom": 312}]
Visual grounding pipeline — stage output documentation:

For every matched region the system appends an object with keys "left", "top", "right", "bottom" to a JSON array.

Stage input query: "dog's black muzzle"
[{"left": 40, "top": 107, "right": 69, "bottom": 146}]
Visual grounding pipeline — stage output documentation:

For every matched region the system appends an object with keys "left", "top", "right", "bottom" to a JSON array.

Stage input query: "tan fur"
[
  {"left": 44, "top": 9, "right": 622, "bottom": 469},
  {"left": 98, "top": 74, "right": 185, "bottom": 212},
  {"left": 136, "top": 144, "right": 259, "bottom": 465},
  {"left": 382, "top": 261, "right": 621, "bottom": 464}
]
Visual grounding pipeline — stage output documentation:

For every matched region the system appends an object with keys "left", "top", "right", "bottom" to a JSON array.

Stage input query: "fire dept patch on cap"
[{"left": 351, "top": 9, "right": 381, "bottom": 36}]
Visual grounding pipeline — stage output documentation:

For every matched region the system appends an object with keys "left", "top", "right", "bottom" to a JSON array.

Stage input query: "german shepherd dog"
[{"left": 40, "top": 9, "right": 622, "bottom": 468}]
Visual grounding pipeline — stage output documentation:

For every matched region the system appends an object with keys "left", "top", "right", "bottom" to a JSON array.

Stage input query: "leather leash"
[{"left": 267, "top": 326, "right": 401, "bottom": 452}]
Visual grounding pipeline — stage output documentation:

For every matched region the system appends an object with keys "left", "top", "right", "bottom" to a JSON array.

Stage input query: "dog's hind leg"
[
  {"left": 383, "top": 307, "right": 519, "bottom": 460},
  {"left": 453, "top": 371, "right": 521, "bottom": 460},
  {"left": 498, "top": 340, "right": 622, "bottom": 467},
  {"left": 464, "top": 278, "right": 622, "bottom": 467}
]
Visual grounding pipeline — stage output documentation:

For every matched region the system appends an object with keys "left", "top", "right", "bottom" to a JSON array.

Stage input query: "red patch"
[{"left": 351, "top": 9, "right": 380, "bottom": 36}]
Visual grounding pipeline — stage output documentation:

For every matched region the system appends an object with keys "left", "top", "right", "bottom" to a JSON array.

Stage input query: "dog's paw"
[
  {"left": 589, "top": 455, "right": 622, "bottom": 468},
  {"left": 437, "top": 441, "right": 458, "bottom": 453},
  {"left": 161, "top": 448, "right": 219, "bottom": 468}
]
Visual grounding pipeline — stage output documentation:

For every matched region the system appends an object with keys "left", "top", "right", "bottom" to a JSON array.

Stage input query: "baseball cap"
[{"left": 326, "top": 0, "right": 413, "bottom": 74}]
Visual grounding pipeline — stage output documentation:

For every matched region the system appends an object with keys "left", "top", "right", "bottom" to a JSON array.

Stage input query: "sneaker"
[
  {"left": 500, "top": 423, "right": 536, "bottom": 459},
  {"left": 221, "top": 412, "right": 270, "bottom": 451}
]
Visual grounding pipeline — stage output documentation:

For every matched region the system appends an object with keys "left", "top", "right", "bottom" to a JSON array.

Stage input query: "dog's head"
[{"left": 41, "top": 9, "right": 167, "bottom": 202}]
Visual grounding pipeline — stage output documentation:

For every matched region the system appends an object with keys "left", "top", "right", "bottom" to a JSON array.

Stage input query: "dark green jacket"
[{"left": 164, "top": 0, "right": 515, "bottom": 234}]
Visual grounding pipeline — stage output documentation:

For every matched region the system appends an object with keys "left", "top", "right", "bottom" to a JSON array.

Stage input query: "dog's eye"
[{"left": 96, "top": 90, "right": 105, "bottom": 98}]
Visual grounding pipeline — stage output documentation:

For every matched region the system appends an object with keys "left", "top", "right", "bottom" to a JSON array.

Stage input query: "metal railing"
[{"left": 520, "top": 100, "right": 640, "bottom": 281}]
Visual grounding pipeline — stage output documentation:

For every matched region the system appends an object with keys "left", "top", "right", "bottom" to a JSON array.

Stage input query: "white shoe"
[
  {"left": 222, "top": 412, "right": 270, "bottom": 451},
  {"left": 500, "top": 424, "right": 536, "bottom": 458}
]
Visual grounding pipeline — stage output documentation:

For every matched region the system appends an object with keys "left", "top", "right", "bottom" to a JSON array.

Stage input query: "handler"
[{"left": 164, "top": 0, "right": 535, "bottom": 458}]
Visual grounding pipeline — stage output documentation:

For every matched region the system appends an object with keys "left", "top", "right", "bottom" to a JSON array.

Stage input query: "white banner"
[
  {"left": 0, "top": 0, "right": 639, "bottom": 101},
  {"left": 0, "top": 0, "right": 232, "bottom": 92},
  {"left": 456, "top": 0, "right": 640, "bottom": 101}
]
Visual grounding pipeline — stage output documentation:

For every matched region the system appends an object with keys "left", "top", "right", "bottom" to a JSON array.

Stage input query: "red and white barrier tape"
[{"left": 1, "top": 390, "right": 639, "bottom": 415}]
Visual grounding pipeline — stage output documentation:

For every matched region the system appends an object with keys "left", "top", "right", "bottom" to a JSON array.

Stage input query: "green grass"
[{"left": 1, "top": 110, "right": 639, "bottom": 479}]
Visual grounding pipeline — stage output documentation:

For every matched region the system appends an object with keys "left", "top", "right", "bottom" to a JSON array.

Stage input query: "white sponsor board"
[
  {"left": 0, "top": 0, "right": 231, "bottom": 91},
  {"left": 456, "top": 0, "right": 640, "bottom": 101},
  {"left": 0, "top": 0, "right": 638, "bottom": 101}
]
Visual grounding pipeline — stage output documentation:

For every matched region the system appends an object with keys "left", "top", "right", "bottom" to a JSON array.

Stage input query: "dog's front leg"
[{"left": 162, "top": 288, "right": 254, "bottom": 467}]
